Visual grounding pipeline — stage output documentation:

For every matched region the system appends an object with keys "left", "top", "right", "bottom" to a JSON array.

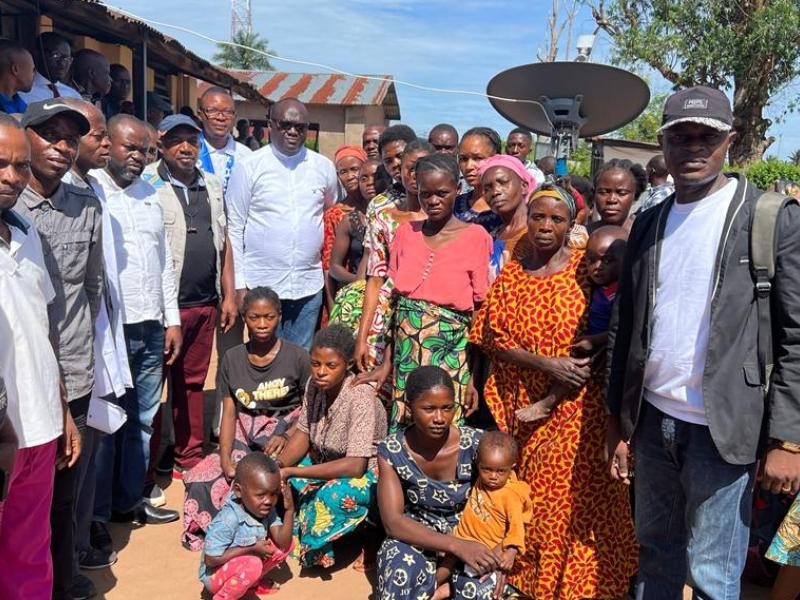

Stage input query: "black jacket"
[{"left": 607, "top": 174, "right": 800, "bottom": 464}]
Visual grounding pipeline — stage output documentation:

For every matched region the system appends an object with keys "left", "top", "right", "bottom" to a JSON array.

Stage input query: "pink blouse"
[{"left": 388, "top": 220, "right": 492, "bottom": 312}]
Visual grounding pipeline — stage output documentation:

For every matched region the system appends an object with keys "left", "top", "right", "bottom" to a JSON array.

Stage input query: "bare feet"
[{"left": 515, "top": 399, "right": 553, "bottom": 423}]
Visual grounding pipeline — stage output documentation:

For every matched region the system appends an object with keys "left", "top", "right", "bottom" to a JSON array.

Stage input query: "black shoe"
[
  {"left": 90, "top": 521, "right": 113, "bottom": 552},
  {"left": 79, "top": 546, "right": 118, "bottom": 570},
  {"left": 72, "top": 573, "right": 97, "bottom": 599},
  {"left": 110, "top": 502, "right": 180, "bottom": 525}
]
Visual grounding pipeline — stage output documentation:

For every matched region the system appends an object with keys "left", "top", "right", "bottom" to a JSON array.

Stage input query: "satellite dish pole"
[{"left": 231, "top": 0, "right": 252, "bottom": 37}]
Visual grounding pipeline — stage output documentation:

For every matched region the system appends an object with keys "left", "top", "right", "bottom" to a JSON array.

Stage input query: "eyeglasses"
[
  {"left": 201, "top": 108, "right": 236, "bottom": 118},
  {"left": 48, "top": 52, "right": 72, "bottom": 65},
  {"left": 272, "top": 119, "right": 309, "bottom": 133}
]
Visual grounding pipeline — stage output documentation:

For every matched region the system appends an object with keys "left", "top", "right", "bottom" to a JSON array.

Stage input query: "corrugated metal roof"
[{"left": 226, "top": 71, "right": 400, "bottom": 119}]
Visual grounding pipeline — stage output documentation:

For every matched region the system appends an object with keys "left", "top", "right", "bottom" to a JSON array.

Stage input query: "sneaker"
[
  {"left": 72, "top": 573, "right": 97, "bottom": 599},
  {"left": 143, "top": 483, "right": 167, "bottom": 507},
  {"left": 90, "top": 521, "right": 113, "bottom": 552},
  {"left": 79, "top": 546, "right": 118, "bottom": 570}
]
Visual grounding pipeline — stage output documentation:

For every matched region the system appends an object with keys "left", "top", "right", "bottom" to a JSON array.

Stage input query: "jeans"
[
  {"left": 50, "top": 394, "right": 90, "bottom": 600},
  {"left": 94, "top": 321, "right": 164, "bottom": 518},
  {"left": 278, "top": 289, "right": 323, "bottom": 351},
  {"left": 633, "top": 403, "right": 755, "bottom": 600}
]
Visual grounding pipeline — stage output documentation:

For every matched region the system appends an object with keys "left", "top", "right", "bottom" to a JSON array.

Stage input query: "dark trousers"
[
  {"left": 151, "top": 304, "right": 217, "bottom": 471},
  {"left": 50, "top": 393, "right": 90, "bottom": 600}
]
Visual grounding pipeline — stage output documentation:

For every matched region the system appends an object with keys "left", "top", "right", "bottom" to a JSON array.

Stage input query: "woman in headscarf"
[
  {"left": 454, "top": 127, "right": 503, "bottom": 231},
  {"left": 470, "top": 185, "right": 637, "bottom": 599},
  {"left": 323, "top": 145, "right": 368, "bottom": 312}
]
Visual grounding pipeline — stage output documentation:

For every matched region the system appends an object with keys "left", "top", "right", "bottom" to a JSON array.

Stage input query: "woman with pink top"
[{"left": 386, "top": 154, "right": 492, "bottom": 430}]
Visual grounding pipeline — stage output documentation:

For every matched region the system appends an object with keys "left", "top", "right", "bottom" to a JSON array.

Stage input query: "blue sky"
[{"left": 106, "top": 0, "right": 800, "bottom": 159}]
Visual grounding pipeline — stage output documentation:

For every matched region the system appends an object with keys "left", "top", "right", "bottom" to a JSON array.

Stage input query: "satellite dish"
[{"left": 487, "top": 62, "right": 650, "bottom": 175}]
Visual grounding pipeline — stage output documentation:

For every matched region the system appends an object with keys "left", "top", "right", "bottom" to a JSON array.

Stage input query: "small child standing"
[
  {"left": 434, "top": 431, "right": 532, "bottom": 599},
  {"left": 199, "top": 453, "right": 294, "bottom": 599},
  {"left": 517, "top": 225, "right": 628, "bottom": 423}
]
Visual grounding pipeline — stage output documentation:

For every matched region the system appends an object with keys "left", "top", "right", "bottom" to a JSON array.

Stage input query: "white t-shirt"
[
  {"left": 0, "top": 213, "right": 64, "bottom": 448},
  {"left": 644, "top": 178, "right": 737, "bottom": 425}
]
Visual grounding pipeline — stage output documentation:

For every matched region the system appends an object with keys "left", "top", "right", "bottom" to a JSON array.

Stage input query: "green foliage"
[
  {"left": 744, "top": 159, "right": 800, "bottom": 189},
  {"left": 614, "top": 93, "right": 667, "bottom": 143},
  {"left": 568, "top": 141, "right": 592, "bottom": 177},
  {"left": 213, "top": 30, "right": 275, "bottom": 71},
  {"left": 789, "top": 149, "right": 800, "bottom": 166}
]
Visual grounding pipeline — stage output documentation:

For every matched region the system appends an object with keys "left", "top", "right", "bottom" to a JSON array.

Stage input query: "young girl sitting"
[
  {"left": 516, "top": 225, "right": 628, "bottom": 423},
  {"left": 199, "top": 454, "right": 294, "bottom": 599},
  {"left": 434, "top": 431, "right": 532, "bottom": 599}
]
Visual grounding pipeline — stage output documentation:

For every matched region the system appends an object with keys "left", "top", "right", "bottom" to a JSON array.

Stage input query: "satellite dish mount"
[{"left": 539, "top": 94, "right": 588, "bottom": 176}]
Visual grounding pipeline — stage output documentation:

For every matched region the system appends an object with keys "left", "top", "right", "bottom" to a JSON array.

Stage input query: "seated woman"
[
  {"left": 278, "top": 325, "right": 387, "bottom": 569},
  {"left": 182, "top": 287, "right": 310, "bottom": 550},
  {"left": 386, "top": 154, "right": 491, "bottom": 429},
  {"left": 329, "top": 158, "right": 392, "bottom": 332},
  {"left": 377, "top": 366, "right": 501, "bottom": 600}
]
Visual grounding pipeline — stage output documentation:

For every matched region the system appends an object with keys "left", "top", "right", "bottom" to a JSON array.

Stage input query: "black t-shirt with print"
[{"left": 219, "top": 341, "right": 310, "bottom": 412}]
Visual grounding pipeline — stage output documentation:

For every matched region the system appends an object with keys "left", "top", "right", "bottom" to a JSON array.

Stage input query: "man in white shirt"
[
  {"left": 0, "top": 113, "right": 78, "bottom": 599},
  {"left": 196, "top": 86, "right": 251, "bottom": 195},
  {"left": 19, "top": 32, "right": 81, "bottom": 104},
  {"left": 227, "top": 98, "right": 338, "bottom": 350},
  {"left": 91, "top": 114, "right": 182, "bottom": 526}
]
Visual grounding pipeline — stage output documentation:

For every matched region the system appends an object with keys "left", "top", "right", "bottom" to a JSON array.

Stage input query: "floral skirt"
[
  {"left": 181, "top": 407, "right": 300, "bottom": 551},
  {"left": 289, "top": 456, "right": 377, "bottom": 567},
  {"left": 768, "top": 493, "right": 800, "bottom": 566},
  {"left": 329, "top": 280, "right": 366, "bottom": 333},
  {"left": 391, "top": 296, "right": 471, "bottom": 431}
]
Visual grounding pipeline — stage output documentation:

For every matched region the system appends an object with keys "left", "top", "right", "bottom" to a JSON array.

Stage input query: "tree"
[
  {"left": 790, "top": 148, "right": 800, "bottom": 166},
  {"left": 590, "top": 0, "right": 800, "bottom": 166},
  {"left": 614, "top": 93, "right": 668, "bottom": 142},
  {"left": 538, "top": 0, "right": 580, "bottom": 62},
  {"left": 213, "top": 30, "right": 275, "bottom": 71}
]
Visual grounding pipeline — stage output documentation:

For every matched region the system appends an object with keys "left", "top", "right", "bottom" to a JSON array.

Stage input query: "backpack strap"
[{"left": 750, "top": 191, "right": 797, "bottom": 389}]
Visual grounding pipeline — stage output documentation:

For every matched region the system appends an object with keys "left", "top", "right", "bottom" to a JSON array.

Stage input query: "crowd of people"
[{"left": 1, "top": 29, "right": 800, "bottom": 600}]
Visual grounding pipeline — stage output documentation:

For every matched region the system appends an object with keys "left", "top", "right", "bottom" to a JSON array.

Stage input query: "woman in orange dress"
[{"left": 470, "top": 185, "right": 637, "bottom": 599}]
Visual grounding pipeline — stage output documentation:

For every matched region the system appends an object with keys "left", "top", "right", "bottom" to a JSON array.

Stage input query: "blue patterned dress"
[{"left": 377, "top": 426, "right": 482, "bottom": 600}]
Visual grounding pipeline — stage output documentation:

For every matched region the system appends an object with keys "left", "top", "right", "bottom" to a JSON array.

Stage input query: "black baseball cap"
[
  {"left": 21, "top": 99, "right": 90, "bottom": 135},
  {"left": 659, "top": 86, "right": 733, "bottom": 133}
]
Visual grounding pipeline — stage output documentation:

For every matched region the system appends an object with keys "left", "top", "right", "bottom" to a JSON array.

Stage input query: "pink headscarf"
[
  {"left": 477, "top": 155, "right": 537, "bottom": 199},
  {"left": 334, "top": 144, "right": 367, "bottom": 164}
]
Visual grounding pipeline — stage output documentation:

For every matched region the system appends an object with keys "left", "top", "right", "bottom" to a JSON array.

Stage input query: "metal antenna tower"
[{"left": 230, "top": 0, "right": 252, "bottom": 37}]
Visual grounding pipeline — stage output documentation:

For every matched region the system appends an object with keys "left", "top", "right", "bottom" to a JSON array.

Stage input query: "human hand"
[
  {"left": 235, "top": 288, "right": 248, "bottom": 312},
  {"left": 163, "top": 326, "right": 183, "bottom": 366},
  {"left": 515, "top": 398, "right": 554, "bottom": 423},
  {"left": 497, "top": 547, "right": 517, "bottom": 573},
  {"left": 761, "top": 447, "right": 800, "bottom": 495},
  {"left": 464, "top": 377, "right": 480, "bottom": 416},
  {"left": 279, "top": 467, "right": 295, "bottom": 481},
  {"left": 0, "top": 419, "right": 17, "bottom": 477},
  {"left": 251, "top": 538, "right": 275, "bottom": 558},
  {"left": 56, "top": 410, "right": 81, "bottom": 470},
  {"left": 571, "top": 336, "right": 594, "bottom": 357},
  {"left": 354, "top": 337, "right": 371, "bottom": 373},
  {"left": 264, "top": 434, "right": 288, "bottom": 457},
  {"left": 281, "top": 480, "right": 294, "bottom": 513},
  {"left": 353, "top": 361, "right": 390, "bottom": 390},
  {"left": 606, "top": 415, "right": 632, "bottom": 485},
  {"left": 219, "top": 296, "right": 238, "bottom": 333},
  {"left": 453, "top": 540, "right": 500, "bottom": 576},
  {"left": 221, "top": 457, "right": 236, "bottom": 483},
  {"left": 544, "top": 356, "right": 591, "bottom": 389}
]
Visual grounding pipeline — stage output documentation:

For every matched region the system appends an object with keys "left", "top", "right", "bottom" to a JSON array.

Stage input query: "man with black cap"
[
  {"left": 142, "top": 114, "right": 236, "bottom": 499},
  {"left": 14, "top": 99, "right": 103, "bottom": 600},
  {"left": 607, "top": 86, "right": 800, "bottom": 597}
]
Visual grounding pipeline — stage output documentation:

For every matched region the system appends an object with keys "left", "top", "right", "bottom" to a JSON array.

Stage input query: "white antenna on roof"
[{"left": 230, "top": 0, "right": 252, "bottom": 37}]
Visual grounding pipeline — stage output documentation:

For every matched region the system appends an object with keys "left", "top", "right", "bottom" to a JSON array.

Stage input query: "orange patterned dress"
[{"left": 469, "top": 250, "right": 637, "bottom": 599}]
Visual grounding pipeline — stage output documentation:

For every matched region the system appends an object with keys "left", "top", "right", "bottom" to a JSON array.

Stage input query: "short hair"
[
  {"left": 179, "top": 106, "right": 196, "bottom": 118},
  {"left": 405, "top": 138, "right": 435, "bottom": 155},
  {"left": 0, "top": 112, "right": 22, "bottom": 130},
  {"left": 477, "top": 430, "right": 518, "bottom": 463},
  {"left": 110, "top": 63, "right": 128, "bottom": 78},
  {"left": 199, "top": 86, "right": 232, "bottom": 106},
  {"left": 236, "top": 118, "right": 249, "bottom": 131},
  {"left": 242, "top": 286, "right": 281, "bottom": 314},
  {"left": 312, "top": 325, "right": 356, "bottom": 361},
  {"left": 405, "top": 366, "right": 455, "bottom": 404},
  {"left": 37, "top": 32, "right": 71, "bottom": 55},
  {"left": 378, "top": 124, "right": 417, "bottom": 155},
  {"left": 415, "top": 153, "right": 460, "bottom": 187},
  {"left": 507, "top": 127, "right": 532, "bottom": 141},
  {"left": 428, "top": 123, "right": 458, "bottom": 140},
  {"left": 646, "top": 154, "right": 668, "bottom": 177},
  {"left": 0, "top": 41, "right": 30, "bottom": 70},
  {"left": 235, "top": 452, "right": 279, "bottom": 484},
  {"left": 72, "top": 49, "right": 106, "bottom": 77},
  {"left": 107, "top": 113, "right": 145, "bottom": 136},
  {"left": 462, "top": 127, "right": 502, "bottom": 155},
  {"left": 594, "top": 158, "right": 648, "bottom": 197}
]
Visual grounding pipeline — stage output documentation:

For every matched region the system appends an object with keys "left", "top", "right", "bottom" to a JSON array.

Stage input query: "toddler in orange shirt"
[{"left": 433, "top": 431, "right": 532, "bottom": 599}]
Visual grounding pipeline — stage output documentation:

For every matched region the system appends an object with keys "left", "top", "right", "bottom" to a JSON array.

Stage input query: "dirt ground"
[{"left": 83, "top": 347, "right": 771, "bottom": 599}]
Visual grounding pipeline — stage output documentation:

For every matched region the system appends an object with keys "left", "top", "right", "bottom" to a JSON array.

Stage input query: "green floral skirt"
[
  {"left": 329, "top": 280, "right": 366, "bottom": 333},
  {"left": 391, "top": 295, "right": 471, "bottom": 431}
]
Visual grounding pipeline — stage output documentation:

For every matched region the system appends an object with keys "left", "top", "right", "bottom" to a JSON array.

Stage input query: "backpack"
[{"left": 750, "top": 191, "right": 798, "bottom": 392}]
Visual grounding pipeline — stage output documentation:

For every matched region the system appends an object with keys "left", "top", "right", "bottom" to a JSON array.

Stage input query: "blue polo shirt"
[
  {"left": 0, "top": 93, "right": 26, "bottom": 114},
  {"left": 198, "top": 492, "right": 282, "bottom": 585}
]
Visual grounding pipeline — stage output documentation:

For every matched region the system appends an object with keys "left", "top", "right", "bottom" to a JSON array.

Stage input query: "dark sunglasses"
[{"left": 272, "top": 119, "right": 309, "bottom": 133}]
